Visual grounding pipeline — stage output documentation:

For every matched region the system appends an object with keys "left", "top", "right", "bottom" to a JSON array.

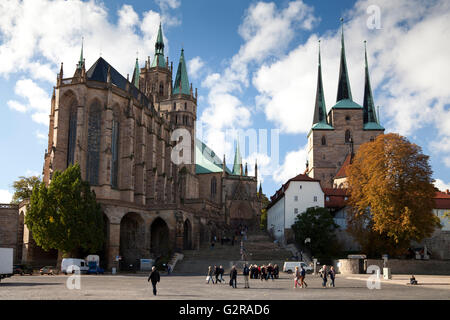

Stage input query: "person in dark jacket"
[
  {"left": 267, "top": 264, "right": 274, "bottom": 281},
  {"left": 243, "top": 264, "right": 250, "bottom": 288},
  {"left": 300, "top": 265, "right": 308, "bottom": 288},
  {"left": 219, "top": 265, "right": 225, "bottom": 283},
  {"left": 328, "top": 266, "right": 336, "bottom": 287},
  {"left": 147, "top": 266, "right": 160, "bottom": 296},
  {"left": 214, "top": 265, "right": 221, "bottom": 284},
  {"left": 319, "top": 265, "right": 328, "bottom": 288},
  {"left": 260, "top": 265, "right": 267, "bottom": 281},
  {"left": 229, "top": 265, "right": 238, "bottom": 288},
  {"left": 274, "top": 264, "right": 279, "bottom": 279}
]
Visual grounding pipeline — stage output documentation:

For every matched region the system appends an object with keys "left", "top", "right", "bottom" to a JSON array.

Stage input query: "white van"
[
  {"left": 283, "top": 261, "right": 313, "bottom": 274},
  {"left": 61, "top": 258, "right": 89, "bottom": 274}
]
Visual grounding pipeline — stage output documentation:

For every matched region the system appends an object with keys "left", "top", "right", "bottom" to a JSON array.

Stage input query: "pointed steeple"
[
  {"left": 258, "top": 183, "right": 263, "bottom": 195},
  {"left": 77, "top": 37, "right": 84, "bottom": 70},
  {"left": 151, "top": 23, "right": 166, "bottom": 68},
  {"left": 232, "top": 139, "right": 242, "bottom": 176},
  {"left": 363, "top": 41, "right": 378, "bottom": 124},
  {"left": 312, "top": 40, "right": 328, "bottom": 126},
  {"left": 132, "top": 57, "right": 140, "bottom": 88},
  {"left": 173, "top": 48, "right": 190, "bottom": 95},
  {"left": 336, "top": 18, "right": 352, "bottom": 102}
]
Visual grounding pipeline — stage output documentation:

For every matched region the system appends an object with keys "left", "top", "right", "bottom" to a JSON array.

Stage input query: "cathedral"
[
  {"left": 17, "top": 24, "right": 261, "bottom": 270},
  {"left": 306, "top": 22, "right": 385, "bottom": 188}
]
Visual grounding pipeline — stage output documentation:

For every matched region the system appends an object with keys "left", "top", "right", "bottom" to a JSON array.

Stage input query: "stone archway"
[
  {"left": 150, "top": 217, "right": 170, "bottom": 256},
  {"left": 119, "top": 212, "right": 145, "bottom": 268},
  {"left": 98, "top": 213, "right": 110, "bottom": 269},
  {"left": 183, "top": 219, "right": 192, "bottom": 250}
]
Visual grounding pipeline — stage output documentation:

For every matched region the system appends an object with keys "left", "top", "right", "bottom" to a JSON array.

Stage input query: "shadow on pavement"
[{"left": 0, "top": 282, "right": 62, "bottom": 287}]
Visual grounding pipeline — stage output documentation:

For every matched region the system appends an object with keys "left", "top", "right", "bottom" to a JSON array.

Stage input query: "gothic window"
[
  {"left": 111, "top": 117, "right": 120, "bottom": 189},
  {"left": 86, "top": 101, "right": 102, "bottom": 185},
  {"left": 184, "top": 102, "right": 187, "bottom": 110},
  {"left": 370, "top": 136, "right": 375, "bottom": 142},
  {"left": 159, "top": 82, "right": 164, "bottom": 96},
  {"left": 173, "top": 102, "right": 176, "bottom": 110},
  {"left": 211, "top": 177, "right": 217, "bottom": 198},
  {"left": 345, "top": 129, "right": 351, "bottom": 143},
  {"left": 321, "top": 135, "right": 326, "bottom": 146},
  {"left": 67, "top": 103, "right": 77, "bottom": 167}
]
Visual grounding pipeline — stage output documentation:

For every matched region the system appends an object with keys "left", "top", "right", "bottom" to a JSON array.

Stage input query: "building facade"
[
  {"left": 15, "top": 24, "right": 261, "bottom": 270},
  {"left": 266, "top": 174, "right": 324, "bottom": 244}
]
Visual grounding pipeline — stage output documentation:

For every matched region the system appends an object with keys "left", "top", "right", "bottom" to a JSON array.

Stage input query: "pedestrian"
[
  {"left": 219, "top": 265, "right": 225, "bottom": 283},
  {"left": 243, "top": 264, "right": 250, "bottom": 288},
  {"left": 267, "top": 264, "right": 274, "bottom": 281},
  {"left": 147, "top": 266, "right": 160, "bottom": 296},
  {"left": 274, "top": 264, "right": 279, "bottom": 279},
  {"left": 229, "top": 265, "right": 238, "bottom": 288},
  {"left": 300, "top": 265, "right": 308, "bottom": 288},
  {"left": 328, "top": 266, "right": 336, "bottom": 287},
  {"left": 214, "top": 265, "right": 221, "bottom": 284},
  {"left": 260, "top": 265, "right": 267, "bottom": 281},
  {"left": 206, "top": 266, "right": 215, "bottom": 284},
  {"left": 319, "top": 265, "right": 328, "bottom": 288},
  {"left": 294, "top": 266, "right": 301, "bottom": 288}
]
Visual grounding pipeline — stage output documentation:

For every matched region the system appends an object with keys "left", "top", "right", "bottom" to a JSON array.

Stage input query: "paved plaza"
[{"left": 0, "top": 273, "right": 449, "bottom": 300}]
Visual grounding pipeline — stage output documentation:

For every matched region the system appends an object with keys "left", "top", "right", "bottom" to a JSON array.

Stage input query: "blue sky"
[{"left": 1, "top": 0, "right": 449, "bottom": 202}]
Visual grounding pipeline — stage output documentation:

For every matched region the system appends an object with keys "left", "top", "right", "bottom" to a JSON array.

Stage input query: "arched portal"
[
  {"left": 119, "top": 212, "right": 145, "bottom": 268},
  {"left": 98, "top": 213, "right": 110, "bottom": 269},
  {"left": 183, "top": 219, "right": 192, "bottom": 250},
  {"left": 150, "top": 217, "right": 170, "bottom": 256}
]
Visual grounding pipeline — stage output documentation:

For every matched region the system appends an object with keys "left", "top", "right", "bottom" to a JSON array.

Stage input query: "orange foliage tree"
[{"left": 346, "top": 133, "right": 440, "bottom": 257}]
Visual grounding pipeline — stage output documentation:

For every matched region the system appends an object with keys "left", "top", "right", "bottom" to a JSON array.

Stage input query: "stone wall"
[{"left": 333, "top": 258, "right": 450, "bottom": 275}]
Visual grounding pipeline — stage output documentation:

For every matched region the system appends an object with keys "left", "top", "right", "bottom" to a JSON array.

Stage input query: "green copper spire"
[
  {"left": 336, "top": 18, "right": 352, "bottom": 102},
  {"left": 232, "top": 139, "right": 242, "bottom": 175},
  {"left": 132, "top": 57, "right": 140, "bottom": 88},
  {"left": 173, "top": 48, "right": 190, "bottom": 95},
  {"left": 151, "top": 23, "right": 166, "bottom": 68},
  {"left": 77, "top": 37, "right": 84, "bottom": 69},
  {"left": 363, "top": 41, "right": 377, "bottom": 124},
  {"left": 313, "top": 40, "right": 328, "bottom": 125}
]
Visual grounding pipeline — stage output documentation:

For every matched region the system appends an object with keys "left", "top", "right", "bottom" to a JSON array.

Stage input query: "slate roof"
[
  {"left": 195, "top": 138, "right": 231, "bottom": 174},
  {"left": 86, "top": 57, "right": 151, "bottom": 107}
]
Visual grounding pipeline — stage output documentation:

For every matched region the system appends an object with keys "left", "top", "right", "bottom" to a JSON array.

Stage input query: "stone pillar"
[
  {"left": 99, "top": 99, "right": 113, "bottom": 188},
  {"left": 175, "top": 211, "right": 184, "bottom": 251},
  {"left": 107, "top": 222, "right": 120, "bottom": 271}
]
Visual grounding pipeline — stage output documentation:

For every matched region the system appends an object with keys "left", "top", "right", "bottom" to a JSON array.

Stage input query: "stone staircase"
[{"left": 174, "top": 230, "right": 292, "bottom": 274}]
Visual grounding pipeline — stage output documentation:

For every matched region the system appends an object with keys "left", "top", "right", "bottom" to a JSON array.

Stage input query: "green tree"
[
  {"left": 25, "top": 164, "right": 104, "bottom": 258},
  {"left": 11, "top": 175, "right": 41, "bottom": 204},
  {"left": 291, "top": 207, "right": 339, "bottom": 258},
  {"left": 259, "top": 192, "right": 269, "bottom": 230},
  {"left": 347, "top": 133, "right": 441, "bottom": 257}
]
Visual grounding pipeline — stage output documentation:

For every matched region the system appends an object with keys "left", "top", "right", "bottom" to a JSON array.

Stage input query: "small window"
[
  {"left": 326, "top": 196, "right": 330, "bottom": 201},
  {"left": 173, "top": 102, "right": 176, "bottom": 110},
  {"left": 185, "top": 102, "right": 187, "bottom": 110},
  {"left": 314, "top": 196, "right": 317, "bottom": 202},
  {"left": 321, "top": 136, "right": 326, "bottom": 145},
  {"left": 370, "top": 136, "right": 374, "bottom": 142},
  {"left": 345, "top": 115, "right": 350, "bottom": 121},
  {"left": 299, "top": 185, "right": 302, "bottom": 189},
  {"left": 294, "top": 208, "right": 298, "bottom": 214},
  {"left": 322, "top": 154, "right": 326, "bottom": 160},
  {"left": 344, "top": 197, "right": 348, "bottom": 200},
  {"left": 294, "top": 196, "right": 298, "bottom": 202}
]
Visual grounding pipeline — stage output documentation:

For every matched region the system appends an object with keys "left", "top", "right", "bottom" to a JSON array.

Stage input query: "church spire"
[
  {"left": 336, "top": 18, "right": 352, "bottom": 102},
  {"left": 151, "top": 23, "right": 166, "bottom": 68},
  {"left": 77, "top": 37, "right": 84, "bottom": 70},
  {"left": 363, "top": 41, "right": 378, "bottom": 124},
  {"left": 132, "top": 57, "right": 140, "bottom": 88},
  {"left": 173, "top": 48, "right": 190, "bottom": 95},
  {"left": 312, "top": 40, "right": 327, "bottom": 126},
  {"left": 232, "top": 139, "right": 242, "bottom": 176}
]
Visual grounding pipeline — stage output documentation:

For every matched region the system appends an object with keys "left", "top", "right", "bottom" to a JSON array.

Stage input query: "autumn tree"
[
  {"left": 11, "top": 175, "right": 41, "bottom": 204},
  {"left": 347, "top": 133, "right": 441, "bottom": 257},
  {"left": 25, "top": 164, "right": 104, "bottom": 258}
]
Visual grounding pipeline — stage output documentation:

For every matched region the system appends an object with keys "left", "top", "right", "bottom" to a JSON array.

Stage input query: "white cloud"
[
  {"left": 35, "top": 130, "right": 47, "bottom": 141},
  {"left": 272, "top": 144, "right": 308, "bottom": 184},
  {"left": 188, "top": 56, "right": 204, "bottom": 79},
  {"left": 155, "top": 0, "right": 181, "bottom": 27},
  {"left": 435, "top": 178, "right": 450, "bottom": 192},
  {"left": 0, "top": 189, "right": 13, "bottom": 203},
  {"left": 199, "top": 0, "right": 317, "bottom": 156},
  {"left": 7, "top": 100, "right": 27, "bottom": 113}
]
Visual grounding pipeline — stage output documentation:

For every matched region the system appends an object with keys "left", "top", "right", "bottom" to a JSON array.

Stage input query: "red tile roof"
[
  {"left": 324, "top": 187, "right": 349, "bottom": 209},
  {"left": 334, "top": 153, "right": 353, "bottom": 179},
  {"left": 434, "top": 190, "right": 450, "bottom": 209}
]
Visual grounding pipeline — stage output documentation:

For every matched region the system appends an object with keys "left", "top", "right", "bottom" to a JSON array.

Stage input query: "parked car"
[
  {"left": 13, "top": 264, "right": 33, "bottom": 275},
  {"left": 283, "top": 261, "right": 313, "bottom": 274},
  {"left": 61, "top": 258, "right": 89, "bottom": 274},
  {"left": 40, "top": 266, "right": 57, "bottom": 275},
  {"left": 87, "top": 261, "right": 104, "bottom": 275}
]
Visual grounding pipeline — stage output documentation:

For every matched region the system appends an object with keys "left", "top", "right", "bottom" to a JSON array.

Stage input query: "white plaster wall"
[
  {"left": 284, "top": 181, "right": 324, "bottom": 229},
  {"left": 267, "top": 196, "right": 285, "bottom": 241}
]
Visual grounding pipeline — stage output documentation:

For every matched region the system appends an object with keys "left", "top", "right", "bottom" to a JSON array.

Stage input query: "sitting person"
[{"left": 410, "top": 275, "right": 418, "bottom": 285}]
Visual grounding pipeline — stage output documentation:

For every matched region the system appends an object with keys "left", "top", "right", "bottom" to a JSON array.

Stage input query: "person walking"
[
  {"left": 260, "top": 265, "right": 267, "bottom": 281},
  {"left": 206, "top": 266, "right": 215, "bottom": 284},
  {"left": 267, "top": 264, "right": 274, "bottom": 281},
  {"left": 328, "top": 266, "right": 336, "bottom": 287},
  {"left": 147, "top": 266, "right": 160, "bottom": 296},
  {"left": 294, "top": 266, "right": 301, "bottom": 288},
  {"left": 300, "top": 265, "right": 308, "bottom": 288},
  {"left": 219, "top": 265, "right": 225, "bottom": 283},
  {"left": 229, "top": 265, "right": 238, "bottom": 288},
  {"left": 319, "top": 265, "right": 328, "bottom": 288},
  {"left": 274, "top": 264, "right": 279, "bottom": 279},
  {"left": 243, "top": 264, "right": 250, "bottom": 288},
  {"left": 214, "top": 265, "right": 221, "bottom": 284}
]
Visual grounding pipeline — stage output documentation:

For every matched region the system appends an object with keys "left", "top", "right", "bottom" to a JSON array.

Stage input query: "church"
[
  {"left": 14, "top": 24, "right": 262, "bottom": 270},
  {"left": 306, "top": 22, "right": 384, "bottom": 188}
]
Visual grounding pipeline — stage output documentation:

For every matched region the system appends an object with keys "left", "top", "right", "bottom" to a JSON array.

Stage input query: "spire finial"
[{"left": 336, "top": 17, "right": 352, "bottom": 102}]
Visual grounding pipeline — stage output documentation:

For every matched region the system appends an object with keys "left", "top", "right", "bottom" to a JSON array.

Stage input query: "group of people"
[
  {"left": 248, "top": 264, "right": 279, "bottom": 280},
  {"left": 206, "top": 265, "right": 226, "bottom": 284},
  {"left": 318, "top": 265, "right": 336, "bottom": 288}
]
